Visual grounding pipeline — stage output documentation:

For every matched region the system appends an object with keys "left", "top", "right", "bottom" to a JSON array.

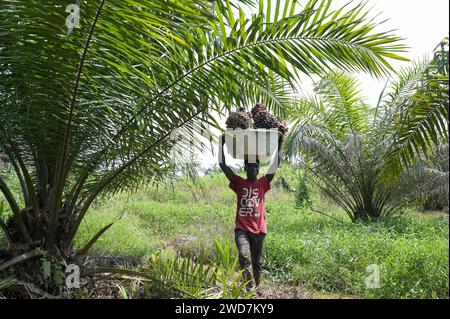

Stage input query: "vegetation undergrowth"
[{"left": 52, "top": 171, "right": 450, "bottom": 299}]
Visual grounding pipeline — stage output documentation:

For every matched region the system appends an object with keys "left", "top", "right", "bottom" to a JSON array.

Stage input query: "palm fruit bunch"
[
  {"left": 251, "top": 103, "right": 289, "bottom": 135},
  {"left": 253, "top": 110, "right": 278, "bottom": 129},
  {"left": 251, "top": 102, "right": 266, "bottom": 117},
  {"left": 225, "top": 107, "right": 252, "bottom": 129},
  {"left": 226, "top": 103, "right": 289, "bottom": 134}
]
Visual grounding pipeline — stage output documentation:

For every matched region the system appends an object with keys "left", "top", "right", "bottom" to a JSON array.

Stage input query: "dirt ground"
[{"left": 254, "top": 282, "right": 359, "bottom": 299}]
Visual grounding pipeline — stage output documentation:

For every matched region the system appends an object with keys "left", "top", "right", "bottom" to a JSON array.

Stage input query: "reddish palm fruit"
[
  {"left": 251, "top": 103, "right": 266, "bottom": 117},
  {"left": 226, "top": 108, "right": 252, "bottom": 129}
]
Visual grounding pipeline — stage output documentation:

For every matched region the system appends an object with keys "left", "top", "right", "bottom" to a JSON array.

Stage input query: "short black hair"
[{"left": 244, "top": 158, "right": 260, "bottom": 166}]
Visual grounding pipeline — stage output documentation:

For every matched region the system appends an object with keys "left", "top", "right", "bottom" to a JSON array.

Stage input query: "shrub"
[{"left": 295, "top": 178, "right": 311, "bottom": 208}]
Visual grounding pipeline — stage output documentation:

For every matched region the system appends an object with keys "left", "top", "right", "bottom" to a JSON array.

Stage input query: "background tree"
[
  {"left": 400, "top": 142, "right": 449, "bottom": 212},
  {"left": 285, "top": 38, "right": 449, "bottom": 221}
]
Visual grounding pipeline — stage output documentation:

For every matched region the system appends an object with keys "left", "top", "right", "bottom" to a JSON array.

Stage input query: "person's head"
[{"left": 244, "top": 158, "right": 260, "bottom": 180}]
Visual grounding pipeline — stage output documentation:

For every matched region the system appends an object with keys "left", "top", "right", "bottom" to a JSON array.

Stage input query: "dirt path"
[{"left": 254, "top": 282, "right": 359, "bottom": 299}]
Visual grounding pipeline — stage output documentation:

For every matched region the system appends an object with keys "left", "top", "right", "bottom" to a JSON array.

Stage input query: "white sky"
[
  {"left": 354, "top": 0, "right": 449, "bottom": 104},
  {"left": 193, "top": 0, "right": 450, "bottom": 170}
]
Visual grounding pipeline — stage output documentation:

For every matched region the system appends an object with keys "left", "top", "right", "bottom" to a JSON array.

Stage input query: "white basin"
[{"left": 224, "top": 128, "right": 280, "bottom": 161}]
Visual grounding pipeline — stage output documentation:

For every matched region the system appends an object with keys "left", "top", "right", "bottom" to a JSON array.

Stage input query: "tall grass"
[
  {"left": 2, "top": 169, "right": 448, "bottom": 298},
  {"left": 265, "top": 213, "right": 448, "bottom": 298}
]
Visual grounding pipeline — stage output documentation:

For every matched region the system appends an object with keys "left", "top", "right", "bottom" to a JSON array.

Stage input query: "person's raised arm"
[
  {"left": 266, "top": 135, "right": 283, "bottom": 183},
  {"left": 219, "top": 134, "right": 235, "bottom": 182}
]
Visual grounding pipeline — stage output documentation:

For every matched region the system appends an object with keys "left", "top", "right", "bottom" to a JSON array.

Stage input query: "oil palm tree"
[
  {"left": 400, "top": 142, "right": 449, "bottom": 212},
  {"left": 0, "top": 0, "right": 408, "bottom": 292},
  {"left": 285, "top": 38, "right": 448, "bottom": 221}
]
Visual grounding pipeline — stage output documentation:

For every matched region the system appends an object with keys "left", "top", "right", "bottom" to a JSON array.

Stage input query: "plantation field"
[
  {"left": 67, "top": 171, "right": 449, "bottom": 299},
  {"left": 0, "top": 0, "right": 448, "bottom": 302}
]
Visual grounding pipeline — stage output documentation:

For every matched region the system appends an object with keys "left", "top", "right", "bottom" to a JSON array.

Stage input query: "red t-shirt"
[{"left": 229, "top": 175, "right": 272, "bottom": 234}]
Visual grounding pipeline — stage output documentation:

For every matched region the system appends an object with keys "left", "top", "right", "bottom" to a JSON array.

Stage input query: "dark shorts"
[{"left": 234, "top": 229, "right": 266, "bottom": 288}]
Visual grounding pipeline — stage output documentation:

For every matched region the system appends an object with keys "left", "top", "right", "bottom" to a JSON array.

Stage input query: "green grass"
[
  {"left": 265, "top": 214, "right": 449, "bottom": 298},
  {"left": 1, "top": 169, "right": 448, "bottom": 299},
  {"left": 71, "top": 171, "right": 449, "bottom": 299}
]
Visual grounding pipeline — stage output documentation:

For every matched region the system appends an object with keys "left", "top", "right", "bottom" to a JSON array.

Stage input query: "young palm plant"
[
  {"left": 285, "top": 38, "right": 448, "bottom": 221},
  {"left": 0, "top": 0, "right": 408, "bottom": 293},
  {"left": 399, "top": 142, "right": 449, "bottom": 211}
]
